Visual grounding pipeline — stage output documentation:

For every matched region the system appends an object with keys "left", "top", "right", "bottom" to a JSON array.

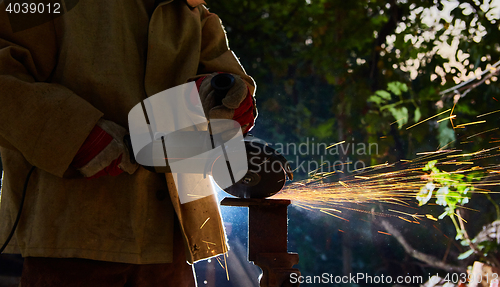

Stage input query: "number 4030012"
[{"left": 5, "top": 2, "right": 61, "bottom": 14}]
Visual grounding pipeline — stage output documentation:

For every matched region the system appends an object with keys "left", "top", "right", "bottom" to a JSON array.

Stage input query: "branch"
[
  {"left": 380, "top": 219, "right": 465, "bottom": 273},
  {"left": 456, "top": 209, "right": 480, "bottom": 254},
  {"left": 439, "top": 60, "right": 500, "bottom": 97}
]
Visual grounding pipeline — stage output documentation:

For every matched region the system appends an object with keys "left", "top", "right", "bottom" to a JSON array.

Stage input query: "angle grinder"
[{"left": 125, "top": 73, "right": 292, "bottom": 198}]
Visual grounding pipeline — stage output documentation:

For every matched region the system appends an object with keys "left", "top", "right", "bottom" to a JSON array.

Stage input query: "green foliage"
[
  {"left": 368, "top": 81, "right": 418, "bottom": 129},
  {"left": 386, "top": 82, "right": 408, "bottom": 96},
  {"left": 458, "top": 240, "right": 500, "bottom": 261},
  {"left": 208, "top": 0, "right": 500, "bottom": 278},
  {"left": 417, "top": 161, "right": 480, "bottom": 232},
  {"left": 437, "top": 121, "right": 456, "bottom": 148},
  {"left": 417, "top": 160, "right": 485, "bottom": 253},
  {"left": 210, "top": 0, "right": 499, "bottom": 168}
]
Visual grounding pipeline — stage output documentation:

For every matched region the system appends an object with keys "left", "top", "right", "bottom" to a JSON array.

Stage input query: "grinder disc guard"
[{"left": 212, "top": 140, "right": 293, "bottom": 199}]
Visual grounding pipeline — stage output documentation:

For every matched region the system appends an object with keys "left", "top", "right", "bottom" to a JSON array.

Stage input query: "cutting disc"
[{"left": 213, "top": 141, "right": 292, "bottom": 199}]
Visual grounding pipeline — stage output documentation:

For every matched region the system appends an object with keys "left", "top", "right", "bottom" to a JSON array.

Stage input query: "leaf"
[
  {"left": 387, "top": 82, "right": 408, "bottom": 96},
  {"left": 324, "top": 74, "right": 336, "bottom": 85},
  {"left": 374, "top": 90, "right": 392, "bottom": 100},
  {"left": 368, "top": 95, "right": 384, "bottom": 105},
  {"left": 414, "top": 107, "right": 421, "bottom": 122},
  {"left": 423, "top": 160, "right": 437, "bottom": 171},
  {"left": 468, "top": 171, "right": 484, "bottom": 181},
  {"left": 388, "top": 107, "right": 408, "bottom": 129},
  {"left": 417, "top": 184, "right": 434, "bottom": 206},
  {"left": 458, "top": 249, "right": 474, "bottom": 260},
  {"left": 437, "top": 121, "right": 456, "bottom": 148},
  {"left": 435, "top": 186, "right": 449, "bottom": 206}
]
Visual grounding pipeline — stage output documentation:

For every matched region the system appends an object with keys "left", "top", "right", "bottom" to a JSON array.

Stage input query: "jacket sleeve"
[
  {"left": 196, "top": 6, "right": 256, "bottom": 96},
  {"left": 196, "top": 5, "right": 258, "bottom": 121},
  {"left": 0, "top": 7, "right": 103, "bottom": 177}
]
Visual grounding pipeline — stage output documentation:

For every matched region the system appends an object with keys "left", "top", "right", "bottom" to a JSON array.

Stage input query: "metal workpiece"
[{"left": 221, "top": 198, "right": 300, "bottom": 287}]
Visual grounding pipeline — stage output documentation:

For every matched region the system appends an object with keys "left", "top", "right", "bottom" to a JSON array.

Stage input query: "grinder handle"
[{"left": 211, "top": 73, "right": 235, "bottom": 106}]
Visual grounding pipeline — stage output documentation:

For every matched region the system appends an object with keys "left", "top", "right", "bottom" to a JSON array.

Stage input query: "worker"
[{"left": 0, "top": 0, "right": 256, "bottom": 285}]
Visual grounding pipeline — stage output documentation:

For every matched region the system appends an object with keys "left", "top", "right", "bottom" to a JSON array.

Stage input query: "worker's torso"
[
  {"left": 0, "top": 0, "right": 206, "bottom": 264},
  {"left": 50, "top": 0, "right": 202, "bottom": 127}
]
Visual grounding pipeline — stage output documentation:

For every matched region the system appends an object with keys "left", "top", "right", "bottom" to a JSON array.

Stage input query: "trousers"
[{"left": 20, "top": 225, "right": 196, "bottom": 287}]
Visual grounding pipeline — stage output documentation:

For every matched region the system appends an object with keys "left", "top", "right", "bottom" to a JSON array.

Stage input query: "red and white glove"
[
  {"left": 196, "top": 73, "right": 255, "bottom": 134},
  {"left": 72, "top": 119, "right": 138, "bottom": 179}
]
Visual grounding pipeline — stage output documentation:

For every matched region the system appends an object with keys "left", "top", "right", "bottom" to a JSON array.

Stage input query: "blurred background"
[{"left": 194, "top": 0, "right": 500, "bottom": 286}]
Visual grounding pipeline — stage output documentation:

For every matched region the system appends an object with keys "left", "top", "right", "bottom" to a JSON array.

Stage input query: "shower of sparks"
[
  {"left": 272, "top": 150, "right": 500, "bottom": 221},
  {"left": 271, "top": 110, "right": 500, "bottom": 222}
]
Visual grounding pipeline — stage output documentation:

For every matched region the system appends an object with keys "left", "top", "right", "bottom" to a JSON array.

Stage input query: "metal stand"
[{"left": 221, "top": 198, "right": 300, "bottom": 287}]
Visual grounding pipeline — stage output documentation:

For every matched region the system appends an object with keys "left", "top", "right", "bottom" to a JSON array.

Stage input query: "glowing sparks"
[
  {"left": 271, "top": 145, "right": 500, "bottom": 225},
  {"left": 325, "top": 141, "right": 345, "bottom": 150},
  {"left": 455, "top": 120, "right": 486, "bottom": 128},
  {"left": 266, "top": 117, "right": 500, "bottom": 244},
  {"left": 406, "top": 109, "right": 451, "bottom": 130},
  {"left": 455, "top": 212, "right": 467, "bottom": 223},
  {"left": 200, "top": 217, "right": 210, "bottom": 229},
  {"left": 398, "top": 216, "right": 414, "bottom": 223},
  {"left": 339, "top": 181, "right": 349, "bottom": 188},
  {"left": 215, "top": 256, "right": 225, "bottom": 269},
  {"left": 467, "top": 128, "right": 500, "bottom": 139},
  {"left": 436, "top": 115, "right": 456, "bottom": 123},
  {"left": 320, "top": 210, "right": 349, "bottom": 221},
  {"left": 388, "top": 209, "right": 424, "bottom": 220},
  {"left": 391, "top": 117, "right": 408, "bottom": 126},
  {"left": 450, "top": 102, "right": 457, "bottom": 128},
  {"left": 477, "top": 109, "right": 500, "bottom": 118},
  {"left": 416, "top": 150, "right": 454, "bottom": 156},
  {"left": 426, "top": 214, "right": 438, "bottom": 221}
]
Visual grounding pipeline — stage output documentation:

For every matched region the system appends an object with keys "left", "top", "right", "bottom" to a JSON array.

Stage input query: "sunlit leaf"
[{"left": 387, "top": 82, "right": 408, "bottom": 96}]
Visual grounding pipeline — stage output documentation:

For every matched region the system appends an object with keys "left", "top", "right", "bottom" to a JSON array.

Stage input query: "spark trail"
[{"left": 272, "top": 133, "right": 500, "bottom": 222}]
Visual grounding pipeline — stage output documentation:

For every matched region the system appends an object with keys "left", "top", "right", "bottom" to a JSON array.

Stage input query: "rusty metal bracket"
[{"left": 221, "top": 197, "right": 300, "bottom": 287}]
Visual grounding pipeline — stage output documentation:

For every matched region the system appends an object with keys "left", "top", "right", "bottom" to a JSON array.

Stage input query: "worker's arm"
[
  {"left": 0, "top": 8, "right": 103, "bottom": 177},
  {"left": 195, "top": 5, "right": 258, "bottom": 133}
]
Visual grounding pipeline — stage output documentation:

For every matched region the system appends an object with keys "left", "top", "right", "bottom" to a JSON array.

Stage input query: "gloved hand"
[
  {"left": 72, "top": 119, "right": 138, "bottom": 179},
  {"left": 197, "top": 73, "right": 255, "bottom": 134}
]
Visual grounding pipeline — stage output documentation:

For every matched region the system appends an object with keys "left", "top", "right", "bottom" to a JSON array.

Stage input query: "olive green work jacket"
[{"left": 0, "top": 0, "right": 255, "bottom": 264}]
